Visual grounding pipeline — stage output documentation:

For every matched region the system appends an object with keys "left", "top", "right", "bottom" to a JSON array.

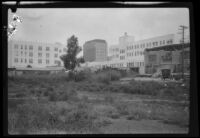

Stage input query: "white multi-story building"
[
  {"left": 8, "top": 40, "right": 67, "bottom": 68},
  {"left": 83, "top": 33, "right": 175, "bottom": 74}
]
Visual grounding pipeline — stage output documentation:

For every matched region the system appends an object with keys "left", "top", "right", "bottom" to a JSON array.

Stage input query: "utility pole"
[{"left": 178, "top": 25, "right": 188, "bottom": 80}]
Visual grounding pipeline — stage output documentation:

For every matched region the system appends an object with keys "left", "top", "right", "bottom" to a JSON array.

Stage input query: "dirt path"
[
  {"left": 100, "top": 118, "right": 188, "bottom": 134},
  {"left": 76, "top": 91, "right": 189, "bottom": 104}
]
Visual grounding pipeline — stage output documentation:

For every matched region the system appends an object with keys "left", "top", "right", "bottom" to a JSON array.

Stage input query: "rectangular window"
[
  {"left": 14, "top": 58, "right": 18, "bottom": 63},
  {"left": 38, "top": 59, "right": 42, "bottom": 64},
  {"left": 162, "top": 52, "right": 172, "bottom": 62},
  {"left": 21, "top": 59, "right": 23, "bottom": 63},
  {"left": 15, "top": 52, "right": 18, "bottom": 56},
  {"left": 54, "top": 47, "right": 58, "bottom": 51},
  {"left": 29, "top": 59, "right": 33, "bottom": 63},
  {"left": 163, "top": 40, "right": 165, "bottom": 45},
  {"left": 21, "top": 45, "right": 23, "bottom": 49},
  {"left": 29, "top": 52, "right": 33, "bottom": 57},
  {"left": 120, "top": 56, "right": 125, "bottom": 60},
  {"left": 38, "top": 53, "right": 42, "bottom": 57},
  {"left": 25, "top": 45, "right": 27, "bottom": 50},
  {"left": 155, "top": 42, "right": 158, "bottom": 46},
  {"left": 38, "top": 46, "right": 42, "bottom": 51},
  {"left": 14, "top": 44, "right": 18, "bottom": 49},
  {"left": 149, "top": 55, "right": 157, "bottom": 63},
  {"left": 25, "top": 59, "right": 27, "bottom": 63},
  {"left": 46, "top": 53, "right": 50, "bottom": 58},
  {"left": 46, "top": 60, "right": 49, "bottom": 64},
  {"left": 46, "top": 47, "right": 50, "bottom": 51},
  {"left": 29, "top": 45, "right": 33, "bottom": 50}
]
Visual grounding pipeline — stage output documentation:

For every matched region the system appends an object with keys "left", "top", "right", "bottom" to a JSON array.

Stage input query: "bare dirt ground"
[{"left": 99, "top": 118, "right": 188, "bottom": 134}]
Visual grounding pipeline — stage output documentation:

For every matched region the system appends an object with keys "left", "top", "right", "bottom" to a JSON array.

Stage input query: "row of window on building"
[
  {"left": 14, "top": 58, "right": 60, "bottom": 65},
  {"left": 110, "top": 48, "right": 119, "bottom": 52},
  {"left": 126, "top": 39, "right": 173, "bottom": 50},
  {"left": 120, "top": 49, "right": 125, "bottom": 54},
  {"left": 14, "top": 51, "right": 59, "bottom": 58},
  {"left": 120, "top": 56, "right": 125, "bottom": 60},
  {"left": 127, "top": 51, "right": 144, "bottom": 57},
  {"left": 127, "top": 62, "right": 144, "bottom": 67},
  {"left": 94, "top": 63, "right": 124, "bottom": 69},
  {"left": 111, "top": 50, "right": 144, "bottom": 59},
  {"left": 14, "top": 44, "right": 66, "bottom": 52},
  {"left": 92, "top": 61, "right": 144, "bottom": 69}
]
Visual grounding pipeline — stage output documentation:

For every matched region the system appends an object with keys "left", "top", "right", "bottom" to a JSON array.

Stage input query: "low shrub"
[
  {"left": 95, "top": 73, "right": 110, "bottom": 84},
  {"left": 15, "top": 93, "right": 26, "bottom": 98},
  {"left": 115, "top": 103, "right": 129, "bottom": 116},
  {"left": 43, "top": 91, "right": 49, "bottom": 96},
  {"left": 173, "top": 74, "right": 182, "bottom": 80},
  {"left": 109, "top": 70, "right": 121, "bottom": 81},
  {"left": 48, "top": 92, "right": 59, "bottom": 101},
  {"left": 67, "top": 71, "right": 75, "bottom": 81},
  {"left": 104, "top": 94, "right": 115, "bottom": 104},
  {"left": 74, "top": 71, "right": 86, "bottom": 82},
  {"left": 117, "top": 80, "right": 164, "bottom": 95},
  {"left": 8, "top": 101, "right": 62, "bottom": 134},
  {"left": 63, "top": 102, "right": 98, "bottom": 133},
  {"left": 126, "top": 110, "right": 147, "bottom": 121},
  {"left": 59, "top": 89, "right": 78, "bottom": 101},
  {"left": 82, "top": 96, "right": 89, "bottom": 102}
]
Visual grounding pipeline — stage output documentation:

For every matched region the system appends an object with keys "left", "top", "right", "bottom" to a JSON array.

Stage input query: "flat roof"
[
  {"left": 85, "top": 39, "right": 107, "bottom": 44},
  {"left": 145, "top": 43, "right": 190, "bottom": 52},
  {"left": 8, "top": 67, "right": 65, "bottom": 71}
]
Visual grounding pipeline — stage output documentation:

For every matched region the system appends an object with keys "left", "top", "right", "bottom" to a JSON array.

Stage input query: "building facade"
[
  {"left": 144, "top": 43, "right": 190, "bottom": 74},
  {"left": 96, "top": 33, "right": 175, "bottom": 74},
  {"left": 83, "top": 39, "right": 108, "bottom": 62},
  {"left": 8, "top": 40, "right": 67, "bottom": 68}
]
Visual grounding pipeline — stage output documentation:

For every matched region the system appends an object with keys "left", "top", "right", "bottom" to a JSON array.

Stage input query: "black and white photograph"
[{"left": 3, "top": 1, "right": 197, "bottom": 135}]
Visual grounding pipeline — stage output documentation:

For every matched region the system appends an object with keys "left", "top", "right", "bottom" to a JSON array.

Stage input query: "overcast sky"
[{"left": 8, "top": 8, "right": 189, "bottom": 48}]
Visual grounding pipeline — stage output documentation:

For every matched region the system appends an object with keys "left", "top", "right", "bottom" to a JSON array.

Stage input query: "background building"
[
  {"left": 144, "top": 43, "right": 190, "bottom": 74},
  {"left": 83, "top": 39, "right": 107, "bottom": 62},
  {"left": 125, "top": 34, "right": 175, "bottom": 74},
  {"left": 8, "top": 40, "right": 66, "bottom": 68},
  {"left": 106, "top": 33, "right": 175, "bottom": 74},
  {"left": 109, "top": 33, "right": 135, "bottom": 61},
  {"left": 82, "top": 33, "right": 176, "bottom": 74},
  {"left": 119, "top": 32, "right": 135, "bottom": 47}
]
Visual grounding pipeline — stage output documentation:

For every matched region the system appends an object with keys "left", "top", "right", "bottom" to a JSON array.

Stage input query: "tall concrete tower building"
[{"left": 83, "top": 39, "right": 107, "bottom": 62}]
